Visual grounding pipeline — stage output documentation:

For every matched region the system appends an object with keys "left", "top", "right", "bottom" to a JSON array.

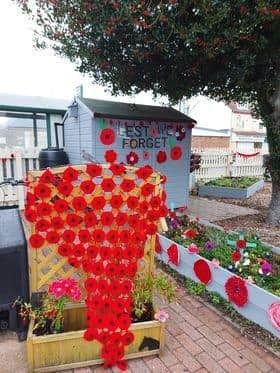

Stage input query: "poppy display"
[
  {"left": 80, "top": 180, "right": 95, "bottom": 194},
  {"left": 105, "top": 150, "right": 118, "bottom": 163},
  {"left": 156, "top": 150, "right": 167, "bottom": 163},
  {"left": 63, "top": 166, "right": 79, "bottom": 182},
  {"left": 170, "top": 146, "right": 182, "bottom": 160},
  {"left": 100, "top": 128, "right": 116, "bottom": 145}
]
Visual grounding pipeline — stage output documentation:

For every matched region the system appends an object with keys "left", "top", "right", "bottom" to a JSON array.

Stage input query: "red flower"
[
  {"left": 141, "top": 183, "right": 154, "bottom": 196},
  {"left": 26, "top": 192, "right": 36, "bottom": 206},
  {"left": 34, "top": 183, "right": 51, "bottom": 199},
  {"left": 183, "top": 228, "right": 198, "bottom": 240},
  {"left": 136, "top": 165, "right": 153, "bottom": 179},
  {"left": 73, "top": 244, "right": 85, "bottom": 257},
  {"left": 86, "top": 163, "right": 102, "bottom": 177},
  {"left": 150, "top": 196, "right": 161, "bottom": 209},
  {"left": 106, "top": 230, "right": 119, "bottom": 244},
  {"left": 126, "top": 261, "right": 137, "bottom": 278},
  {"left": 99, "top": 246, "right": 111, "bottom": 260},
  {"left": 100, "top": 128, "right": 115, "bottom": 145},
  {"left": 83, "top": 329, "right": 96, "bottom": 341},
  {"left": 130, "top": 231, "right": 146, "bottom": 245},
  {"left": 37, "top": 202, "right": 52, "bottom": 216},
  {"left": 91, "top": 261, "right": 103, "bottom": 276},
  {"left": 101, "top": 211, "right": 114, "bottom": 226},
  {"left": 72, "top": 196, "right": 87, "bottom": 211},
  {"left": 128, "top": 214, "right": 140, "bottom": 229},
  {"left": 115, "top": 212, "right": 127, "bottom": 226},
  {"left": 138, "top": 201, "right": 149, "bottom": 214},
  {"left": 46, "top": 230, "right": 60, "bottom": 244},
  {"left": 35, "top": 219, "right": 51, "bottom": 232},
  {"left": 68, "top": 256, "right": 81, "bottom": 268},
  {"left": 193, "top": 259, "right": 212, "bottom": 285},
  {"left": 159, "top": 204, "right": 168, "bottom": 217},
  {"left": 126, "top": 151, "right": 139, "bottom": 165},
  {"left": 92, "top": 229, "right": 105, "bottom": 242},
  {"left": 62, "top": 229, "right": 76, "bottom": 243},
  {"left": 105, "top": 150, "right": 117, "bottom": 163},
  {"left": 170, "top": 146, "right": 182, "bottom": 160},
  {"left": 232, "top": 251, "right": 242, "bottom": 262},
  {"left": 58, "top": 243, "right": 72, "bottom": 257},
  {"left": 29, "top": 233, "right": 45, "bottom": 249},
  {"left": 39, "top": 169, "right": 55, "bottom": 184},
  {"left": 122, "top": 331, "right": 134, "bottom": 345},
  {"left": 86, "top": 245, "right": 99, "bottom": 258},
  {"left": 66, "top": 213, "right": 82, "bottom": 227},
  {"left": 120, "top": 179, "right": 135, "bottom": 192},
  {"left": 225, "top": 276, "right": 248, "bottom": 307},
  {"left": 156, "top": 150, "right": 167, "bottom": 163},
  {"left": 105, "top": 262, "right": 118, "bottom": 277},
  {"left": 80, "top": 180, "right": 95, "bottom": 194},
  {"left": 236, "top": 239, "right": 246, "bottom": 250},
  {"left": 101, "top": 178, "right": 116, "bottom": 192},
  {"left": 24, "top": 208, "right": 37, "bottom": 222},
  {"left": 53, "top": 198, "right": 68, "bottom": 213},
  {"left": 167, "top": 244, "right": 180, "bottom": 266},
  {"left": 146, "top": 223, "right": 157, "bottom": 235},
  {"left": 84, "top": 211, "right": 97, "bottom": 227},
  {"left": 63, "top": 166, "right": 79, "bottom": 182},
  {"left": 110, "top": 195, "right": 123, "bottom": 209},
  {"left": 126, "top": 196, "right": 138, "bottom": 209},
  {"left": 78, "top": 229, "right": 91, "bottom": 243},
  {"left": 109, "top": 163, "right": 125, "bottom": 176},
  {"left": 85, "top": 278, "right": 97, "bottom": 293},
  {"left": 147, "top": 209, "right": 159, "bottom": 221},
  {"left": 121, "top": 279, "right": 133, "bottom": 293},
  {"left": 57, "top": 181, "right": 73, "bottom": 196},
  {"left": 155, "top": 235, "right": 162, "bottom": 254},
  {"left": 51, "top": 216, "right": 64, "bottom": 230},
  {"left": 91, "top": 196, "right": 106, "bottom": 210},
  {"left": 82, "top": 259, "right": 92, "bottom": 273},
  {"left": 119, "top": 230, "right": 130, "bottom": 243},
  {"left": 118, "top": 313, "right": 131, "bottom": 330}
]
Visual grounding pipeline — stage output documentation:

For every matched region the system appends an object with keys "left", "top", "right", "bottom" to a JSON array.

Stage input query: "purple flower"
[
  {"left": 171, "top": 218, "right": 180, "bottom": 229},
  {"left": 204, "top": 241, "right": 215, "bottom": 251},
  {"left": 259, "top": 260, "right": 272, "bottom": 276}
]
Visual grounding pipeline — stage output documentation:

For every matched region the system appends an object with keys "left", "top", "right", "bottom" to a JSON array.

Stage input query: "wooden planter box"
[
  {"left": 27, "top": 305, "right": 164, "bottom": 373},
  {"left": 198, "top": 179, "right": 264, "bottom": 199},
  {"left": 157, "top": 234, "right": 280, "bottom": 339}
]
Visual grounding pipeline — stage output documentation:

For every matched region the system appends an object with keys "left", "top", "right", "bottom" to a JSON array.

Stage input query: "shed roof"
[{"left": 80, "top": 97, "right": 196, "bottom": 123}]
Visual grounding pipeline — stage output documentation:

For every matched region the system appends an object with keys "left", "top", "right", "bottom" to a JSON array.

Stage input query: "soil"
[
  {"left": 132, "top": 302, "right": 154, "bottom": 323},
  {"left": 202, "top": 182, "right": 280, "bottom": 247}
]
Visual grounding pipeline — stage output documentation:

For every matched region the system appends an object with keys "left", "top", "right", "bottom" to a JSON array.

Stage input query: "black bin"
[
  {"left": 0, "top": 207, "right": 29, "bottom": 335},
  {"left": 39, "top": 147, "right": 69, "bottom": 170}
]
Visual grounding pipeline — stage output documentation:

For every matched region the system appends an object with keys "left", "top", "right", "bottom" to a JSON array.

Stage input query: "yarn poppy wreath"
[
  {"left": 193, "top": 259, "right": 212, "bottom": 285},
  {"left": 170, "top": 146, "right": 182, "bottom": 160},
  {"left": 24, "top": 163, "right": 168, "bottom": 371},
  {"left": 225, "top": 276, "right": 248, "bottom": 307},
  {"left": 100, "top": 128, "right": 115, "bottom": 145},
  {"left": 167, "top": 244, "right": 180, "bottom": 266}
]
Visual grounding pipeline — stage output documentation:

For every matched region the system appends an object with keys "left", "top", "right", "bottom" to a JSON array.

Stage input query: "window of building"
[{"left": 254, "top": 142, "right": 262, "bottom": 149}]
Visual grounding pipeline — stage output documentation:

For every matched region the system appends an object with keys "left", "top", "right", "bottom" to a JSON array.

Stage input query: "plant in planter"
[{"left": 205, "top": 176, "right": 259, "bottom": 188}]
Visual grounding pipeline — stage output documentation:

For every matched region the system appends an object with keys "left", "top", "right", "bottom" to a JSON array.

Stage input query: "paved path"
[
  {"left": 1, "top": 291, "right": 279, "bottom": 373},
  {"left": 188, "top": 197, "right": 259, "bottom": 222}
]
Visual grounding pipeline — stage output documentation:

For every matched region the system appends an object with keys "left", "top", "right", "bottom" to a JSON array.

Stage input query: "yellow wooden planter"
[{"left": 27, "top": 305, "right": 165, "bottom": 373}]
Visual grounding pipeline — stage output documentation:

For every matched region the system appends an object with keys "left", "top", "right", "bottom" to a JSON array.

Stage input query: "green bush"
[{"left": 205, "top": 176, "right": 259, "bottom": 188}]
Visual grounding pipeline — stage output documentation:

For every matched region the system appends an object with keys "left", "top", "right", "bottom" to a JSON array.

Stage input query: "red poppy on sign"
[
  {"left": 100, "top": 128, "right": 115, "bottom": 145},
  {"left": 170, "top": 146, "right": 182, "bottom": 160}
]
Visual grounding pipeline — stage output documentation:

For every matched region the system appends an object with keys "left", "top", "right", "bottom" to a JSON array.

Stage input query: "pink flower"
[
  {"left": 211, "top": 258, "right": 220, "bottom": 268},
  {"left": 187, "top": 243, "right": 199, "bottom": 254},
  {"left": 48, "top": 277, "right": 81, "bottom": 301},
  {"left": 48, "top": 280, "right": 66, "bottom": 298},
  {"left": 154, "top": 310, "right": 169, "bottom": 323},
  {"left": 268, "top": 302, "right": 280, "bottom": 330}
]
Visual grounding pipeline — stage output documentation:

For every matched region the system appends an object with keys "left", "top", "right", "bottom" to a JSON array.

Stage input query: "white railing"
[{"left": 0, "top": 149, "right": 39, "bottom": 208}]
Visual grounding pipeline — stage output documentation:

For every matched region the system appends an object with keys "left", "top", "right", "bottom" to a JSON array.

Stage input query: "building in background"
[{"left": 192, "top": 127, "right": 230, "bottom": 149}]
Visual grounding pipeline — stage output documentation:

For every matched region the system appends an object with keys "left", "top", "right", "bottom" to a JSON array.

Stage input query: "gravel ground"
[{"left": 199, "top": 183, "right": 280, "bottom": 247}]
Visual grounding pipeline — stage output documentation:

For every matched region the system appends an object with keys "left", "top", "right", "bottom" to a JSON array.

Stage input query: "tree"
[{"left": 15, "top": 0, "right": 280, "bottom": 224}]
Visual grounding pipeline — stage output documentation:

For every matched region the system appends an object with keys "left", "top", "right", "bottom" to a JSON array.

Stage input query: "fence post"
[{"left": 15, "top": 152, "right": 25, "bottom": 210}]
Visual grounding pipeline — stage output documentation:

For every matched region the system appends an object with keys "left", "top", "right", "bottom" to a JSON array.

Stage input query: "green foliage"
[
  {"left": 185, "top": 278, "right": 206, "bottom": 295},
  {"left": 205, "top": 177, "right": 259, "bottom": 189}
]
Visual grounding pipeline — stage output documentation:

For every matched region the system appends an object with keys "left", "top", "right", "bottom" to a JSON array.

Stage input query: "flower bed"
[
  {"left": 156, "top": 215, "right": 280, "bottom": 338},
  {"left": 198, "top": 177, "right": 264, "bottom": 199}
]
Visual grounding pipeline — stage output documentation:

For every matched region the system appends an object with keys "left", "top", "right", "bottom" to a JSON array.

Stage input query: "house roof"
[
  {"left": 193, "top": 127, "right": 230, "bottom": 137},
  {"left": 233, "top": 131, "right": 264, "bottom": 137},
  {"left": 80, "top": 97, "right": 196, "bottom": 123}
]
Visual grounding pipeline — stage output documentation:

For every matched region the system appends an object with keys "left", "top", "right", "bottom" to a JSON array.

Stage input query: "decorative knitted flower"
[
  {"left": 66, "top": 213, "right": 82, "bottom": 227},
  {"left": 225, "top": 276, "right": 248, "bottom": 307},
  {"left": 100, "top": 128, "right": 115, "bottom": 145},
  {"left": 126, "top": 151, "right": 139, "bottom": 165},
  {"left": 268, "top": 302, "right": 280, "bottom": 330},
  {"left": 29, "top": 233, "right": 45, "bottom": 249},
  {"left": 141, "top": 183, "right": 154, "bottom": 196},
  {"left": 62, "top": 229, "right": 76, "bottom": 243},
  {"left": 136, "top": 165, "right": 153, "bottom": 179},
  {"left": 35, "top": 219, "right": 51, "bottom": 232},
  {"left": 51, "top": 216, "right": 64, "bottom": 230},
  {"left": 24, "top": 208, "right": 37, "bottom": 222},
  {"left": 54, "top": 198, "right": 68, "bottom": 213},
  {"left": 167, "top": 244, "right": 180, "bottom": 266},
  {"left": 101, "top": 178, "right": 116, "bottom": 192},
  {"left": 231, "top": 251, "right": 241, "bottom": 263},
  {"left": 154, "top": 310, "right": 169, "bottom": 322},
  {"left": 57, "top": 181, "right": 73, "bottom": 196},
  {"left": 105, "top": 149, "right": 117, "bottom": 163},
  {"left": 34, "top": 183, "right": 51, "bottom": 199},
  {"left": 109, "top": 163, "right": 125, "bottom": 176},
  {"left": 170, "top": 146, "right": 182, "bottom": 160},
  {"left": 183, "top": 228, "right": 197, "bottom": 240},
  {"left": 80, "top": 180, "right": 95, "bottom": 194},
  {"left": 187, "top": 243, "right": 199, "bottom": 254},
  {"left": 37, "top": 202, "right": 52, "bottom": 216},
  {"left": 204, "top": 241, "right": 216, "bottom": 251},
  {"left": 110, "top": 195, "right": 123, "bottom": 209},
  {"left": 58, "top": 243, "right": 72, "bottom": 257},
  {"left": 193, "top": 259, "right": 212, "bottom": 285},
  {"left": 39, "top": 169, "right": 55, "bottom": 184},
  {"left": 120, "top": 179, "right": 135, "bottom": 192},
  {"left": 126, "top": 196, "right": 138, "bottom": 209},
  {"left": 63, "top": 166, "right": 79, "bottom": 182},
  {"left": 46, "top": 230, "right": 60, "bottom": 244},
  {"left": 91, "top": 196, "right": 106, "bottom": 210},
  {"left": 86, "top": 163, "right": 102, "bottom": 177},
  {"left": 72, "top": 196, "right": 87, "bottom": 211}
]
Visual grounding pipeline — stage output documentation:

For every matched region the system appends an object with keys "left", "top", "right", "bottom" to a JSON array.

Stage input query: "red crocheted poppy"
[
  {"left": 66, "top": 213, "right": 82, "bottom": 227},
  {"left": 91, "top": 196, "right": 106, "bottom": 210},
  {"left": 117, "top": 313, "right": 131, "bottom": 330},
  {"left": 84, "top": 211, "right": 97, "bottom": 227},
  {"left": 86, "top": 163, "right": 102, "bottom": 177},
  {"left": 110, "top": 280, "right": 122, "bottom": 296},
  {"left": 101, "top": 178, "right": 116, "bottom": 192},
  {"left": 51, "top": 216, "right": 64, "bottom": 230},
  {"left": 63, "top": 166, "right": 79, "bottom": 182},
  {"left": 82, "top": 258, "right": 92, "bottom": 273},
  {"left": 73, "top": 243, "right": 85, "bottom": 257},
  {"left": 91, "top": 261, "right": 104, "bottom": 276},
  {"left": 106, "top": 230, "right": 119, "bottom": 244},
  {"left": 57, "top": 243, "right": 72, "bottom": 257},
  {"left": 159, "top": 204, "right": 168, "bottom": 217},
  {"left": 83, "top": 329, "right": 96, "bottom": 341},
  {"left": 100, "top": 128, "right": 115, "bottom": 145},
  {"left": 29, "top": 233, "right": 45, "bottom": 249},
  {"left": 46, "top": 230, "right": 60, "bottom": 244},
  {"left": 122, "top": 331, "right": 134, "bottom": 346},
  {"left": 126, "top": 261, "right": 137, "bottom": 278},
  {"left": 126, "top": 151, "right": 139, "bottom": 165},
  {"left": 120, "top": 179, "right": 135, "bottom": 192},
  {"left": 171, "top": 146, "right": 182, "bottom": 160},
  {"left": 183, "top": 228, "right": 198, "bottom": 240},
  {"left": 162, "top": 190, "right": 167, "bottom": 201},
  {"left": 138, "top": 201, "right": 149, "bottom": 214},
  {"left": 99, "top": 246, "right": 112, "bottom": 260},
  {"left": 35, "top": 219, "right": 51, "bottom": 232},
  {"left": 146, "top": 223, "right": 158, "bottom": 235},
  {"left": 115, "top": 212, "right": 127, "bottom": 226},
  {"left": 121, "top": 279, "right": 133, "bottom": 293},
  {"left": 37, "top": 202, "right": 52, "bottom": 216},
  {"left": 193, "top": 259, "right": 212, "bottom": 285},
  {"left": 98, "top": 279, "right": 109, "bottom": 294},
  {"left": 68, "top": 256, "right": 81, "bottom": 268},
  {"left": 130, "top": 231, "right": 146, "bottom": 245},
  {"left": 34, "top": 183, "right": 51, "bottom": 199},
  {"left": 39, "top": 169, "right": 55, "bottom": 184},
  {"left": 62, "top": 229, "right": 76, "bottom": 243},
  {"left": 155, "top": 234, "right": 162, "bottom": 254},
  {"left": 150, "top": 196, "right": 161, "bottom": 209},
  {"left": 85, "top": 278, "right": 97, "bottom": 293},
  {"left": 236, "top": 239, "right": 246, "bottom": 250},
  {"left": 136, "top": 165, "right": 153, "bottom": 179},
  {"left": 105, "top": 150, "right": 117, "bottom": 163},
  {"left": 24, "top": 208, "right": 37, "bottom": 222},
  {"left": 57, "top": 180, "right": 73, "bottom": 196},
  {"left": 86, "top": 245, "right": 99, "bottom": 258},
  {"left": 119, "top": 230, "right": 130, "bottom": 243},
  {"left": 141, "top": 183, "right": 154, "bottom": 196},
  {"left": 128, "top": 214, "right": 140, "bottom": 229},
  {"left": 156, "top": 150, "right": 167, "bottom": 163},
  {"left": 72, "top": 196, "right": 87, "bottom": 211},
  {"left": 126, "top": 196, "right": 138, "bottom": 209},
  {"left": 80, "top": 180, "right": 95, "bottom": 194},
  {"left": 78, "top": 229, "right": 91, "bottom": 243},
  {"left": 53, "top": 198, "right": 68, "bottom": 213},
  {"left": 92, "top": 229, "right": 106, "bottom": 242},
  {"left": 26, "top": 192, "right": 36, "bottom": 206},
  {"left": 105, "top": 262, "right": 118, "bottom": 278},
  {"left": 110, "top": 195, "right": 123, "bottom": 209},
  {"left": 225, "top": 276, "right": 248, "bottom": 307},
  {"left": 101, "top": 211, "right": 114, "bottom": 226},
  {"left": 167, "top": 243, "right": 180, "bottom": 266},
  {"left": 122, "top": 246, "right": 135, "bottom": 260},
  {"left": 147, "top": 209, "right": 159, "bottom": 221},
  {"left": 109, "top": 163, "right": 125, "bottom": 176},
  {"left": 231, "top": 251, "right": 242, "bottom": 262}
]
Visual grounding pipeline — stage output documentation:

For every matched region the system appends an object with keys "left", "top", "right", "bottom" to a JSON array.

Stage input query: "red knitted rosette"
[
  {"left": 225, "top": 276, "right": 248, "bottom": 307},
  {"left": 167, "top": 244, "right": 180, "bottom": 266},
  {"left": 193, "top": 259, "right": 212, "bottom": 285},
  {"left": 25, "top": 164, "right": 168, "bottom": 370}
]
